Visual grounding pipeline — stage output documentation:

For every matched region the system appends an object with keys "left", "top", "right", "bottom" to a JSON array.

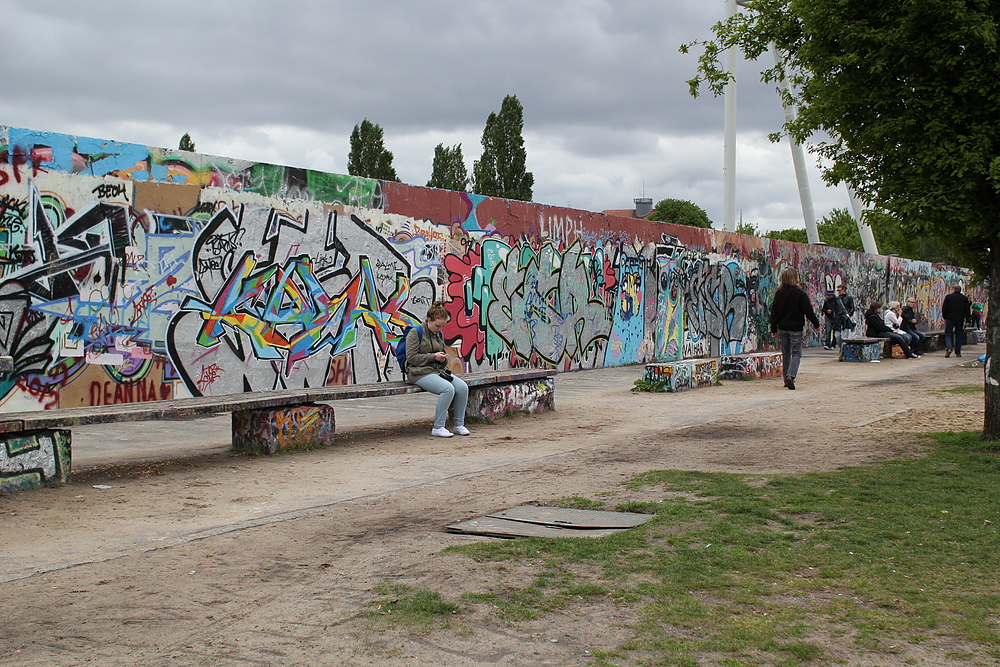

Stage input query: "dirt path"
[{"left": 0, "top": 350, "right": 987, "bottom": 666}]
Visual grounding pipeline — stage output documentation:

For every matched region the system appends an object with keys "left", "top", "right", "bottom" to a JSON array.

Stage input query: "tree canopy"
[
  {"left": 348, "top": 119, "right": 399, "bottom": 181},
  {"left": 648, "top": 198, "right": 714, "bottom": 229},
  {"left": 472, "top": 95, "right": 534, "bottom": 201},
  {"left": 685, "top": 0, "right": 1000, "bottom": 438},
  {"left": 178, "top": 133, "right": 196, "bottom": 152},
  {"left": 763, "top": 209, "right": 861, "bottom": 249},
  {"left": 426, "top": 143, "right": 469, "bottom": 191}
]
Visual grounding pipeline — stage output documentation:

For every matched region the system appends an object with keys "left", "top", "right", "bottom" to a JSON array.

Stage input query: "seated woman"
[
  {"left": 404, "top": 301, "right": 471, "bottom": 438},
  {"left": 884, "top": 301, "right": 920, "bottom": 356},
  {"left": 866, "top": 302, "right": 918, "bottom": 359}
]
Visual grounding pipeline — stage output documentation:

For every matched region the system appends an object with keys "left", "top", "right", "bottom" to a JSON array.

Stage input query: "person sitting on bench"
[{"left": 865, "top": 302, "right": 918, "bottom": 359}]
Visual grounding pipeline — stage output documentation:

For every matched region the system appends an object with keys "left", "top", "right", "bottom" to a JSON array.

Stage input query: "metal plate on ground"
[
  {"left": 488, "top": 505, "right": 653, "bottom": 529},
  {"left": 445, "top": 516, "right": 628, "bottom": 539},
  {"left": 446, "top": 505, "right": 653, "bottom": 538}
]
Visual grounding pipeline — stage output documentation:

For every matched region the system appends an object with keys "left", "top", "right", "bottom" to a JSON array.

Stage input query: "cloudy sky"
[{"left": 1, "top": 0, "right": 854, "bottom": 233}]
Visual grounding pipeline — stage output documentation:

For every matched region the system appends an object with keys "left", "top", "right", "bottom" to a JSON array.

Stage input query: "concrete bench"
[
  {"left": 0, "top": 369, "right": 556, "bottom": 494},
  {"left": 904, "top": 327, "right": 980, "bottom": 353},
  {"left": 643, "top": 359, "right": 719, "bottom": 392},
  {"left": 719, "top": 352, "right": 783, "bottom": 380}
]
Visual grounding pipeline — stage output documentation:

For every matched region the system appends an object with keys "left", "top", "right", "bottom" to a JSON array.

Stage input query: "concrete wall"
[{"left": 0, "top": 126, "right": 983, "bottom": 411}]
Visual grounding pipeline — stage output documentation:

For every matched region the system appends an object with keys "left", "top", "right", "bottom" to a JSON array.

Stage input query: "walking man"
[
  {"left": 769, "top": 268, "right": 820, "bottom": 390},
  {"left": 942, "top": 286, "right": 971, "bottom": 358}
]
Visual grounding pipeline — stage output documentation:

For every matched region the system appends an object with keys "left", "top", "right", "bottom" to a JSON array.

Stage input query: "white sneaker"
[
  {"left": 454, "top": 425, "right": 470, "bottom": 436},
  {"left": 431, "top": 427, "right": 453, "bottom": 438}
]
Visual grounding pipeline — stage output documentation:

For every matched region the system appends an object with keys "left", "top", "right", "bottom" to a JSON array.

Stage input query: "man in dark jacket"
[
  {"left": 836, "top": 284, "right": 856, "bottom": 336},
  {"left": 822, "top": 290, "right": 845, "bottom": 350},
  {"left": 769, "top": 268, "right": 820, "bottom": 390},
  {"left": 901, "top": 296, "right": 926, "bottom": 355},
  {"left": 942, "top": 286, "right": 971, "bottom": 357}
]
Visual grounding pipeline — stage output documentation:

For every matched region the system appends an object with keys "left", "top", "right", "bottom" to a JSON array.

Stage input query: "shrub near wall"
[{"left": 0, "top": 126, "right": 983, "bottom": 412}]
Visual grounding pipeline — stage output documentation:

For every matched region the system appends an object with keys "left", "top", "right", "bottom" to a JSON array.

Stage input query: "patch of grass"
[
  {"left": 443, "top": 430, "right": 1000, "bottom": 664},
  {"left": 362, "top": 582, "right": 459, "bottom": 629},
  {"left": 549, "top": 496, "right": 605, "bottom": 510},
  {"left": 616, "top": 500, "right": 658, "bottom": 514},
  {"left": 930, "top": 429, "right": 1000, "bottom": 452},
  {"left": 937, "top": 384, "right": 984, "bottom": 394},
  {"left": 462, "top": 563, "right": 610, "bottom": 622}
]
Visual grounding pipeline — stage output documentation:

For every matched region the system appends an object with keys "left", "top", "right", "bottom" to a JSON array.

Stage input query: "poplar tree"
[
  {"left": 426, "top": 143, "right": 469, "bottom": 191},
  {"left": 348, "top": 119, "right": 399, "bottom": 181},
  {"left": 472, "top": 95, "right": 534, "bottom": 201}
]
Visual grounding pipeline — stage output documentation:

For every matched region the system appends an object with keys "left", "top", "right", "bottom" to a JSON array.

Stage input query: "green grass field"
[{"left": 428, "top": 431, "right": 1000, "bottom": 666}]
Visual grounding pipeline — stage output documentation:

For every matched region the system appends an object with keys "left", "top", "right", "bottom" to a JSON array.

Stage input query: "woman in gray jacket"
[{"left": 404, "top": 301, "right": 470, "bottom": 437}]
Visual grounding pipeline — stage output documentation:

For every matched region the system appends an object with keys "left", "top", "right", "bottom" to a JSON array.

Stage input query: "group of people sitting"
[{"left": 863, "top": 299, "right": 926, "bottom": 359}]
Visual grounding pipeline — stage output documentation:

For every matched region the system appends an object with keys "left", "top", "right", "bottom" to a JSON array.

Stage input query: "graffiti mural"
[{"left": 0, "top": 125, "right": 986, "bottom": 412}]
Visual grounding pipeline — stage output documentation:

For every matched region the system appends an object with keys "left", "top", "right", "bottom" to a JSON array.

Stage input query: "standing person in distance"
[
  {"left": 404, "top": 301, "right": 470, "bottom": 437},
  {"left": 822, "top": 289, "right": 846, "bottom": 350},
  {"left": 941, "top": 286, "right": 971, "bottom": 358},
  {"left": 970, "top": 300, "right": 984, "bottom": 330},
  {"left": 769, "top": 268, "right": 820, "bottom": 390},
  {"left": 836, "top": 283, "right": 856, "bottom": 340},
  {"left": 901, "top": 296, "right": 926, "bottom": 356}
]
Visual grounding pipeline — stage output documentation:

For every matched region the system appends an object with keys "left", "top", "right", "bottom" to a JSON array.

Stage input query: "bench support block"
[
  {"left": 719, "top": 352, "right": 783, "bottom": 380},
  {"left": 1, "top": 429, "right": 72, "bottom": 494},
  {"left": 643, "top": 359, "right": 719, "bottom": 392},
  {"left": 232, "top": 403, "right": 336, "bottom": 455},
  {"left": 840, "top": 339, "right": 882, "bottom": 362},
  {"left": 466, "top": 377, "right": 555, "bottom": 421}
]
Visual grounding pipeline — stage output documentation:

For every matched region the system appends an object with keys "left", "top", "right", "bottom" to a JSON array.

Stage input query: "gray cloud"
[{"left": 0, "top": 0, "right": 848, "bottom": 232}]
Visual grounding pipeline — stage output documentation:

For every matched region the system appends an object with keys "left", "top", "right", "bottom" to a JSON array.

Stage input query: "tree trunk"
[{"left": 983, "top": 240, "right": 1000, "bottom": 441}]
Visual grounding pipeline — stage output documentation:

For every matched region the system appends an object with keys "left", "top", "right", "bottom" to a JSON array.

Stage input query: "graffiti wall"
[{"left": 0, "top": 126, "right": 984, "bottom": 412}]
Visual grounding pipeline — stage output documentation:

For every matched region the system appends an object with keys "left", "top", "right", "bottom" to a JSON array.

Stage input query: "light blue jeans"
[
  {"left": 414, "top": 373, "right": 469, "bottom": 429},
  {"left": 777, "top": 329, "right": 804, "bottom": 380}
]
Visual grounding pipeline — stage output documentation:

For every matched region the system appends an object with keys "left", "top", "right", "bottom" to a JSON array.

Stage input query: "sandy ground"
[{"left": 0, "top": 347, "right": 990, "bottom": 666}]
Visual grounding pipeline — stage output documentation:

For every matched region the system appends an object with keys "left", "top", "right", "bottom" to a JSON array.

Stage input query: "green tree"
[
  {"left": 685, "top": 0, "right": 1000, "bottom": 439},
  {"left": 763, "top": 210, "right": 859, "bottom": 248},
  {"left": 735, "top": 220, "right": 759, "bottom": 236},
  {"left": 426, "top": 143, "right": 469, "bottom": 191},
  {"left": 648, "top": 198, "right": 714, "bottom": 229},
  {"left": 817, "top": 208, "right": 863, "bottom": 252},
  {"left": 764, "top": 228, "right": 807, "bottom": 244},
  {"left": 348, "top": 119, "right": 399, "bottom": 181},
  {"left": 472, "top": 95, "right": 534, "bottom": 201},
  {"left": 178, "top": 133, "right": 196, "bottom": 152},
  {"left": 868, "top": 209, "right": 966, "bottom": 265}
]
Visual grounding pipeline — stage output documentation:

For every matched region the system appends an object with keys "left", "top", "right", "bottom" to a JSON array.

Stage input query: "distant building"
[{"left": 603, "top": 197, "right": 653, "bottom": 219}]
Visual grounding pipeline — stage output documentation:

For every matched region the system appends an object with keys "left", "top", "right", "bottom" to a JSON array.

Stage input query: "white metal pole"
[
  {"left": 847, "top": 185, "right": 880, "bottom": 254},
  {"left": 723, "top": 0, "right": 738, "bottom": 232},
  {"left": 772, "top": 46, "right": 820, "bottom": 244}
]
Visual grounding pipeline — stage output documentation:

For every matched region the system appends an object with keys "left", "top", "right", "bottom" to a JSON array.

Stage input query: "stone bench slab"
[
  {"left": 1, "top": 369, "right": 557, "bottom": 493},
  {"left": 0, "top": 369, "right": 557, "bottom": 433}
]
